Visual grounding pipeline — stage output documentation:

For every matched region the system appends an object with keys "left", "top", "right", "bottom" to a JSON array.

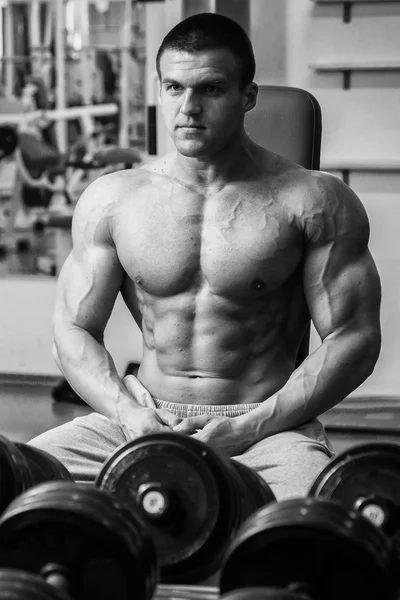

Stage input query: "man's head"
[
  {"left": 156, "top": 13, "right": 258, "bottom": 158},
  {"left": 156, "top": 12, "right": 256, "bottom": 90}
]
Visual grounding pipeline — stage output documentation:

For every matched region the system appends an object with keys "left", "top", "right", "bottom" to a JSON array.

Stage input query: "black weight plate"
[
  {"left": 3, "top": 481, "right": 157, "bottom": 588},
  {"left": 16, "top": 445, "right": 73, "bottom": 484},
  {"left": 220, "top": 498, "right": 395, "bottom": 600},
  {"left": 0, "top": 436, "right": 32, "bottom": 513},
  {"left": 309, "top": 443, "right": 400, "bottom": 539},
  {"left": 96, "top": 433, "right": 239, "bottom": 582},
  {"left": 0, "top": 483, "right": 156, "bottom": 600},
  {"left": 0, "top": 569, "right": 61, "bottom": 600},
  {"left": 4, "top": 484, "right": 156, "bottom": 592},
  {"left": 2, "top": 481, "right": 150, "bottom": 552},
  {"left": 229, "top": 461, "right": 275, "bottom": 517},
  {"left": 0, "top": 482, "right": 157, "bottom": 600}
]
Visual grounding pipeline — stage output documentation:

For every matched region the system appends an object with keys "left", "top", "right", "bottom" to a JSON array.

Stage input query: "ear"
[{"left": 243, "top": 82, "right": 258, "bottom": 114}]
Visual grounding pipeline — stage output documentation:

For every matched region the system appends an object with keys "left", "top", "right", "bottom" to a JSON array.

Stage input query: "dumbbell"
[
  {"left": 308, "top": 443, "right": 400, "bottom": 563},
  {"left": 219, "top": 497, "right": 397, "bottom": 600},
  {"left": 95, "top": 432, "right": 276, "bottom": 583},
  {"left": 0, "top": 569, "right": 62, "bottom": 599},
  {"left": 0, "top": 434, "right": 72, "bottom": 514},
  {"left": 0, "top": 481, "right": 158, "bottom": 600}
]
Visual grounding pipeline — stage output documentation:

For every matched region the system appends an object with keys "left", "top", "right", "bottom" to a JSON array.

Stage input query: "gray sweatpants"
[{"left": 28, "top": 400, "right": 334, "bottom": 501}]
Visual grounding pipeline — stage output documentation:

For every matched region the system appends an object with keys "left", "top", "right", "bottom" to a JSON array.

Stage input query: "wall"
[
  {"left": 251, "top": 0, "right": 287, "bottom": 86},
  {"left": 278, "top": 0, "right": 400, "bottom": 397},
  {"left": 0, "top": 277, "right": 142, "bottom": 377}
]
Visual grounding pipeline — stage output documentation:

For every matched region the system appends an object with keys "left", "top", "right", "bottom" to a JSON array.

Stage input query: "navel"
[{"left": 252, "top": 278, "right": 265, "bottom": 292}]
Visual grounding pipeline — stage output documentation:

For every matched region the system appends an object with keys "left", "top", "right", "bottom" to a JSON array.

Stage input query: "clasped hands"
[{"left": 119, "top": 375, "right": 251, "bottom": 457}]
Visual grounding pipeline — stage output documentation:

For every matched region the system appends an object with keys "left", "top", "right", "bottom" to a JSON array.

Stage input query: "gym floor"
[{"left": 0, "top": 376, "right": 91, "bottom": 443}]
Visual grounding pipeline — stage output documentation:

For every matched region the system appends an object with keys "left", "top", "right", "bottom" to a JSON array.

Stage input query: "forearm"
[
  {"left": 53, "top": 324, "right": 141, "bottom": 421},
  {"left": 239, "top": 327, "right": 380, "bottom": 445}
]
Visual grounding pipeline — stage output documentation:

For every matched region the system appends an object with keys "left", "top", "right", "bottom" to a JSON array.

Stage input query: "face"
[{"left": 158, "top": 48, "right": 257, "bottom": 158}]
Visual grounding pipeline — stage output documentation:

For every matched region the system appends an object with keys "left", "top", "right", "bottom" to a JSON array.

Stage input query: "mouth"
[{"left": 177, "top": 126, "right": 206, "bottom": 131}]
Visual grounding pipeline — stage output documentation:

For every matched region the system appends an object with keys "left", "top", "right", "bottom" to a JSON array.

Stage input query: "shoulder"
[
  {"left": 72, "top": 166, "right": 154, "bottom": 223},
  {"left": 278, "top": 169, "right": 370, "bottom": 247},
  {"left": 71, "top": 167, "right": 154, "bottom": 245}
]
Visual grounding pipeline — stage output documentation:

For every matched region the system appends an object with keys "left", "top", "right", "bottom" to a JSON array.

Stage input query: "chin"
[{"left": 174, "top": 140, "right": 214, "bottom": 158}]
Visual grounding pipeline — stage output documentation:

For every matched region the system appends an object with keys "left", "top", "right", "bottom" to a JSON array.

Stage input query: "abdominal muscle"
[{"left": 136, "top": 294, "right": 302, "bottom": 406}]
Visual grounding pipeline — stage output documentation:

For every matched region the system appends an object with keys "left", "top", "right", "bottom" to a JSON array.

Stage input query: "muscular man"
[{"left": 29, "top": 13, "right": 381, "bottom": 500}]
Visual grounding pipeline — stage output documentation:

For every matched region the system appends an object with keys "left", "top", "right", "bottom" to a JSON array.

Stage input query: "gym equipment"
[
  {"left": 0, "top": 126, "right": 18, "bottom": 160},
  {"left": 0, "top": 569, "right": 62, "bottom": 600},
  {"left": 92, "top": 146, "right": 142, "bottom": 168},
  {"left": 95, "top": 432, "right": 276, "bottom": 583},
  {"left": 219, "top": 497, "right": 396, "bottom": 600},
  {"left": 309, "top": 442, "right": 400, "bottom": 560},
  {"left": 0, "top": 435, "right": 72, "bottom": 514},
  {"left": 0, "top": 481, "right": 157, "bottom": 600},
  {"left": 51, "top": 379, "right": 85, "bottom": 405}
]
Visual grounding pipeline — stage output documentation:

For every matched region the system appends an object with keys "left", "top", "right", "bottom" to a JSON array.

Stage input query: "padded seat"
[{"left": 245, "top": 85, "right": 322, "bottom": 170}]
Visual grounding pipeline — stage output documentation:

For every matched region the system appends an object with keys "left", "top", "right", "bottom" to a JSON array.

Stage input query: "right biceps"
[{"left": 54, "top": 244, "right": 124, "bottom": 338}]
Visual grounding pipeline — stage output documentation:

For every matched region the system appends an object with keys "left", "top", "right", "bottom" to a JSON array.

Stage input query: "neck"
[{"left": 172, "top": 132, "right": 256, "bottom": 190}]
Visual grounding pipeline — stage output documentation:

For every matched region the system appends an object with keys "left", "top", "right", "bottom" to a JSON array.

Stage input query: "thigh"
[
  {"left": 28, "top": 413, "right": 126, "bottom": 483},
  {"left": 233, "top": 422, "right": 334, "bottom": 501}
]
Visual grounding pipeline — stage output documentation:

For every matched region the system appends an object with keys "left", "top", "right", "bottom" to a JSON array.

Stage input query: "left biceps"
[{"left": 304, "top": 245, "right": 381, "bottom": 341}]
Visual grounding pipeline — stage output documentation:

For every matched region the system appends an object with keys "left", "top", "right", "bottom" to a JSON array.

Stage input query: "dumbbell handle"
[{"left": 41, "top": 563, "right": 73, "bottom": 600}]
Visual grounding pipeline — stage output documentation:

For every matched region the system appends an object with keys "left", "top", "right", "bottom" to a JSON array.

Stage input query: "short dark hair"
[{"left": 156, "top": 13, "right": 256, "bottom": 89}]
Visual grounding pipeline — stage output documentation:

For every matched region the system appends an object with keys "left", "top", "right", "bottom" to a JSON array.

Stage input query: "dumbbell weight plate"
[
  {"left": 0, "top": 436, "right": 32, "bottom": 512},
  {"left": 229, "top": 461, "right": 275, "bottom": 518},
  {"left": 0, "top": 482, "right": 157, "bottom": 600},
  {"left": 15, "top": 444, "right": 73, "bottom": 484},
  {"left": 0, "top": 569, "right": 61, "bottom": 599},
  {"left": 220, "top": 497, "right": 396, "bottom": 600},
  {"left": 0, "top": 437, "right": 73, "bottom": 516},
  {"left": 96, "top": 433, "right": 276, "bottom": 583},
  {"left": 96, "top": 433, "right": 238, "bottom": 582},
  {"left": 308, "top": 443, "right": 400, "bottom": 553}
]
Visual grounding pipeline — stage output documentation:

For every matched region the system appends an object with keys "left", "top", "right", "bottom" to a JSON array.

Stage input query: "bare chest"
[{"left": 113, "top": 187, "right": 303, "bottom": 298}]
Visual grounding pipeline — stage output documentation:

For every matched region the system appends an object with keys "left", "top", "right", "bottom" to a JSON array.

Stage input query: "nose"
[{"left": 180, "top": 89, "right": 202, "bottom": 116}]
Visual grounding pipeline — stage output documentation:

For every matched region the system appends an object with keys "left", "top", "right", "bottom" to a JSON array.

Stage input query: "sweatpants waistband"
[{"left": 153, "top": 399, "right": 262, "bottom": 419}]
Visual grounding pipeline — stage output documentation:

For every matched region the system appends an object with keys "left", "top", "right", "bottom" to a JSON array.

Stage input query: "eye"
[
  {"left": 167, "top": 84, "right": 183, "bottom": 92},
  {"left": 204, "top": 85, "right": 220, "bottom": 94}
]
